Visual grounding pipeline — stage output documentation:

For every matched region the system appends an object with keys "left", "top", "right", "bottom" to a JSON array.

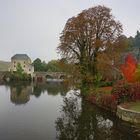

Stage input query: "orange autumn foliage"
[{"left": 120, "top": 54, "right": 137, "bottom": 82}]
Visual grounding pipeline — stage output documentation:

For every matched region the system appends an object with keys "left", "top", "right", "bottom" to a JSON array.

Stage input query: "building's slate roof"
[{"left": 11, "top": 54, "right": 30, "bottom": 60}]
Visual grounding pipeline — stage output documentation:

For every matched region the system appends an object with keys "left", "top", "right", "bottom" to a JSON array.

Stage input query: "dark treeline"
[{"left": 127, "top": 31, "right": 140, "bottom": 61}]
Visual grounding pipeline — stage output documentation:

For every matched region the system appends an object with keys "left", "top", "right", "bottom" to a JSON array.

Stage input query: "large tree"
[
  {"left": 57, "top": 5, "right": 123, "bottom": 84},
  {"left": 33, "top": 58, "right": 47, "bottom": 71},
  {"left": 127, "top": 31, "right": 140, "bottom": 61},
  {"left": 133, "top": 31, "right": 140, "bottom": 60}
]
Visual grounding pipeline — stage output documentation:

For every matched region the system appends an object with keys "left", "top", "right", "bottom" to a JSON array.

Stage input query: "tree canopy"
[
  {"left": 128, "top": 31, "right": 140, "bottom": 61},
  {"left": 33, "top": 58, "right": 47, "bottom": 71},
  {"left": 32, "top": 58, "right": 68, "bottom": 72},
  {"left": 16, "top": 63, "right": 24, "bottom": 75},
  {"left": 57, "top": 5, "right": 125, "bottom": 84}
]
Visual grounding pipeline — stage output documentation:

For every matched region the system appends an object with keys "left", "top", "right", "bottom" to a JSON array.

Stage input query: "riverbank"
[
  {"left": 86, "top": 87, "right": 140, "bottom": 138},
  {"left": 87, "top": 86, "right": 117, "bottom": 112},
  {"left": 87, "top": 81, "right": 140, "bottom": 115},
  {"left": 86, "top": 87, "right": 140, "bottom": 122},
  {"left": 117, "top": 104, "right": 140, "bottom": 137},
  {"left": 117, "top": 104, "right": 140, "bottom": 124}
]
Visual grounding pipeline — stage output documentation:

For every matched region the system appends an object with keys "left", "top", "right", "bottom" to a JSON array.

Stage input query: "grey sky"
[{"left": 0, "top": 0, "right": 140, "bottom": 62}]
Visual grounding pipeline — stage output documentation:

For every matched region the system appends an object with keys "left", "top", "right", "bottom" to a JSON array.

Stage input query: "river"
[{"left": 0, "top": 82, "right": 139, "bottom": 140}]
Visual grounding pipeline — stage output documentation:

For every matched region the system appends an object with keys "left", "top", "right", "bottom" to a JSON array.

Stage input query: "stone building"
[{"left": 9, "top": 54, "right": 34, "bottom": 77}]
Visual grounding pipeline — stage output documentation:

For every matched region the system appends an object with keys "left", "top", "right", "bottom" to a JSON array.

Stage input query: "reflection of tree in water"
[
  {"left": 55, "top": 94, "right": 81, "bottom": 140},
  {"left": 55, "top": 94, "right": 138, "bottom": 140},
  {"left": 32, "top": 82, "right": 69, "bottom": 97},
  {"left": 15, "top": 85, "right": 22, "bottom": 96},
  {"left": 9, "top": 82, "right": 70, "bottom": 104},
  {"left": 10, "top": 82, "right": 32, "bottom": 105},
  {"left": 55, "top": 94, "right": 102, "bottom": 140},
  {"left": 32, "top": 83, "right": 69, "bottom": 97},
  {"left": 32, "top": 85, "right": 42, "bottom": 98},
  {"left": 46, "top": 82, "right": 69, "bottom": 96}
]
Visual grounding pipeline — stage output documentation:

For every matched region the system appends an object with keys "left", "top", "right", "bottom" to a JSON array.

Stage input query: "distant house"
[{"left": 9, "top": 54, "right": 34, "bottom": 77}]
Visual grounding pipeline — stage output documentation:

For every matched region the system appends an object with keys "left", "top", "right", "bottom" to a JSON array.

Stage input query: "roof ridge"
[{"left": 11, "top": 54, "right": 30, "bottom": 60}]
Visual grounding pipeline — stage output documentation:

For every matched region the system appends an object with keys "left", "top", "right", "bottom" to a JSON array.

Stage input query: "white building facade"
[{"left": 9, "top": 54, "right": 34, "bottom": 77}]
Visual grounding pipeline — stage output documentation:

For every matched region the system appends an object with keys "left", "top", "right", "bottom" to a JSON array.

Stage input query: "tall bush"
[
  {"left": 111, "top": 80, "right": 140, "bottom": 103},
  {"left": 120, "top": 54, "right": 136, "bottom": 82}
]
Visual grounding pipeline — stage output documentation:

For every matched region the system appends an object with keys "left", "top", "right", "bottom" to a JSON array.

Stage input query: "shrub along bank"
[
  {"left": 87, "top": 80, "right": 140, "bottom": 113},
  {"left": 8, "top": 72, "right": 32, "bottom": 81}
]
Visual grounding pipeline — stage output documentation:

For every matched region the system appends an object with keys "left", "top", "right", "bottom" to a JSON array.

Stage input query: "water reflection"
[
  {"left": 46, "top": 82, "right": 70, "bottom": 96},
  {"left": 10, "top": 84, "right": 31, "bottom": 105},
  {"left": 8, "top": 82, "right": 70, "bottom": 105},
  {"left": 55, "top": 93, "right": 139, "bottom": 140},
  {"left": 55, "top": 95, "right": 78, "bottom": 139},
  {"left": 55, "top": 94, "right": 96, "bottom": 140},
  {"left": 0, "top": 82, "right": 139, "bottom": 140}
]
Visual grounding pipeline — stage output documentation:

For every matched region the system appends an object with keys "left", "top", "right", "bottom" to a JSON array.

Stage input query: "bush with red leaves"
[
  {"left": 100, "top": 94, "right": 117, "bottom": 111},
  {"left": 129, "top": 83, "right": 140, "bottom": 101},
  {"left": 111, "top": 80, "right": 130, "bottom": 103},
  {"left": 111, "top": 80, "right": 140, "bottom": 103},
  {"left": 87, "top": 91, "right": 117, "bottom": 112},
  {"left": 87, "top": 81, "right": 140, "bottom": 112},
  {"left": 120, "top": 53, "right": 137, "bottom": 82}
]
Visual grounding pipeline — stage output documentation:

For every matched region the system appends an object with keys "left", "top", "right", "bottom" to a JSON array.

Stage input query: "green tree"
[
  {"left": 134, "top": 31, "right": 140, "bottom": 47},
  {"left": 33, "top": 58, "right": 42, "bottom": 71},
  {"left": 42, "top": 61, "right": 47, "bottom": 71},
  {"left": 33, "top": 58, "right": 46, "bottom": 71},
  {"left": 10, "top": 63, "right": 31, "bottom": 81},
  {"left": 134, "top": 31, "right": 140, "bottom": 60},
  {"left": 128, "top": 36, "right": 134, "bottom": 49},
  {"left": 127, "top": 31, "right": 140, "bottom": 61},
  {"left": 46, "top": 60, "right": 61, "bottom": 72},
  {"left": 16, "top": 63, "right": 24, "bottom": 75},
  {"left": 57, "top": 5, "right": 123, "bottom": 86}
]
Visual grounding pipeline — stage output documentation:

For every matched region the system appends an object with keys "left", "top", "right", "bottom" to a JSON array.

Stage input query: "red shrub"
[
  {"left": 129, "top": 83, "right": 140, "bottom": 101},
  {"left": 87, "top": 82, "right": 140, "bottom": 112},
  {"left": 87, "top": 91, "right": 117, "bottom": 112},
  {"left": 87, "top": 93, "right": 97, "bottom": 104},
  {"left": 111, "top": 80, "right": 130, "bottom": 103},
  {"left": 112, "top": 81, "right": 140, "bottom": 103},
  {"left": 120, "top": 54, "right": 137, "bottom": 82},
  {"left": 100, "top": 94, "right": 117, "bottom": 111}
]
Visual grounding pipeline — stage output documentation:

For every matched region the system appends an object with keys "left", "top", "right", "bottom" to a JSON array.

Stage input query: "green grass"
[
  {"left": 0, "top": 61, "right": 10, "bottom": 71},
  {"left": 121, "top": 101, "right": 140, "bottom": 112},
  {"left": 128, "top": 102, "right": 140, "bottom": 112}
]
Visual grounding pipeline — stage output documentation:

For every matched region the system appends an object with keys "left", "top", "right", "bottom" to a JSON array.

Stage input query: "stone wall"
[{"left": 117, "top": 106, "right": 140, "bottom": 124}]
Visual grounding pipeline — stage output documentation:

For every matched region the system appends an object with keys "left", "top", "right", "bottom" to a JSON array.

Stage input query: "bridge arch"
[
  {"left": 34, "top": 72, "right": 66, "bottom": 82},
  {"left": 0, "top": 71, "right": 10, "bottom": 81},
  {"left": 59, "top": 75, "right": 66, "bottom": 79},
  {"left": 46, "top": 74, "right": 53, "bottom": 79}
]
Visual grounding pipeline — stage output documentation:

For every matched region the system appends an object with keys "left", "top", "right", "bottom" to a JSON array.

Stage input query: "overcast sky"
[{"left": 0, "top": 0, "right": 140, "bottom": 62}]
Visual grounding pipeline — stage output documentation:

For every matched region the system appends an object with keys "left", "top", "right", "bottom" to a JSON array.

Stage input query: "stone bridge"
[
  {"left": 33, "top": 72, "right": 67, "bottom": 82},
  {"left": 0, "top": 71, "right": 67, "bottom": 82},
  {"left": 0, "top": 71, "right": 10, "bottom": 82}
]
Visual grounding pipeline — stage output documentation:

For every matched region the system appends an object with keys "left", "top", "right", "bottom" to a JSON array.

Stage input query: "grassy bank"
[{"left": 121, "top": 101, "right": 140, "bottom": 112}]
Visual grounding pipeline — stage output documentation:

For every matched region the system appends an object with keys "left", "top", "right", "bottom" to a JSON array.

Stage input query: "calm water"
[{"left": 0, "top": 82, "right": 139, "bottom": 140}]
